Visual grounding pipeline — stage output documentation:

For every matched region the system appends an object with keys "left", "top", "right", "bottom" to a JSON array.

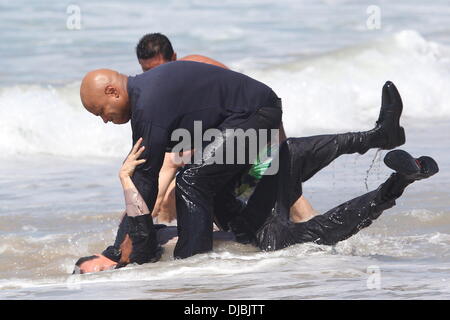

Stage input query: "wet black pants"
[
  {"left": 240, "top": 134, "right": 399, "bottom": 251},
  {"left": 174, "top": 104, "right": 282, "bottom": 259}
]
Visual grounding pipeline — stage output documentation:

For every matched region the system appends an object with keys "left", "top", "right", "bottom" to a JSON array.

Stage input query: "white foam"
[
  {"left": 428, "top": 232, "right": 450, "bottom": 245},
  {"left": 0, "top": 84, "right": 131, "bottom": 158},
  {"left": 405, "top": 209, "right": 443, "bottom": 222}
]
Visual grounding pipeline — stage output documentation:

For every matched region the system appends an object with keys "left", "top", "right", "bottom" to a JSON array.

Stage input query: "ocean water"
[{"left": 0, "top": 0, "right": 449, "bottom": 299}]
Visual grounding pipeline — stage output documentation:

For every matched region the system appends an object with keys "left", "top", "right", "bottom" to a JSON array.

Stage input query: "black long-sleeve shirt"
[{"left": 127, "top": 60, "right": 276, "bottom": 213}]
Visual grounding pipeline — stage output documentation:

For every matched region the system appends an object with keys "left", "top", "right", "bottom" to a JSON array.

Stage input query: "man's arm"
[
  {"left": 152, "top": 150, "right": 194, "bottom": 221},
  {"left": 130, "top": 122, "right": 166, "bottom": 212},
  {"left": 126, "top": 123, "right": 167, "bottom": 264},
  {"left": 290, "top": 196, "right": 317, "bottom": 223},
  {"left": 93, "top": 138, "right": 155, "bottom": 269},
  {"left": 157, "top": 179, "right": 177, "bottom": 223},
  {"left": 151, "top": 153, "right": 179, "bottom": 219}
]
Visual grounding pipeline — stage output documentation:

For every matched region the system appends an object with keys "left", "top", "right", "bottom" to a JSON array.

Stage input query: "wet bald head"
[{"left": 80, "top": 69, "right": 131, "bottom": 124}]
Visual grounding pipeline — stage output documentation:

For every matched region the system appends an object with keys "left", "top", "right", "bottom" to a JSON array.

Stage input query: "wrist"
[
  {"left": 119, "top": 172, "right": 131, "bottom": 181},
  {"left": 119, "top": 173, "right": 131, "bottom": 184},
  {"left": 120, "top": 174, "right": 135, "bottom": 190}
]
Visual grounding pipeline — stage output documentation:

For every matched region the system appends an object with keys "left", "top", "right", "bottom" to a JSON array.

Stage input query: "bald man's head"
[{"left": 80, "top": 69, "right": 131, "bottom": 124}]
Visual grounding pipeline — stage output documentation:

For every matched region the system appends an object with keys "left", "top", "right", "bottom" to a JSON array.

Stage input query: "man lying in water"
[{"left": 73, "top": 81, "right": 439, "bottom": 274}]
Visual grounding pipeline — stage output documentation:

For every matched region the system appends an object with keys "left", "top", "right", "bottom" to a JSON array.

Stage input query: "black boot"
[
  {"left": 377, "top": 173, "right": 411, "bottom": 202},
  {"left": 378, "top": 149, "right": 439, "bottom": 201},
  {"left": 339, "top": 81, "right": 406, "bottom": 155},
  {"left": 369, "top": 81, "right": 406, "bottom": 150}
]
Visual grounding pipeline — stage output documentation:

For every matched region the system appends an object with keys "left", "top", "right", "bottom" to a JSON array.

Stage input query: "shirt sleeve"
[
  {"left": 102, "top": 213, "right": 168, "bottom": 265},
  {"left": 102, "top": 212, "right": 128, "bottom": 262}
]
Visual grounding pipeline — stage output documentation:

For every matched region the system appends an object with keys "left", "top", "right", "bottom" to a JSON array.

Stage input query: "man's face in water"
[
  {"left": 138, "top": 53, "right": 176, "bottom": 72},
  {"left": 74, "top": 255, "right": 117, "bottom": 274}
]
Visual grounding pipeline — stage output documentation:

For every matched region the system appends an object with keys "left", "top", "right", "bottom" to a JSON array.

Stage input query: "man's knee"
[
  {"left": 174, "top": 225, "right": 214, "bottom": 259},
  {"left": 255, "top": 215, "right": 295, "bottom": 251}
]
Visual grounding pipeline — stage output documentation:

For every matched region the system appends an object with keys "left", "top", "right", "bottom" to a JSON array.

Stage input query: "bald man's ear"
[{"left": 105, "top": 85, "right": 119, "bottom": 98}]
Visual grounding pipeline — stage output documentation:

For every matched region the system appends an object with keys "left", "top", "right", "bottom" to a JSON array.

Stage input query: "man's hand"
[
  {"left": 120, "top": 137, "right": 146, "bottom": 179},
  {"left": 167, "top": 149, "right": 194, "bottom": 168}
]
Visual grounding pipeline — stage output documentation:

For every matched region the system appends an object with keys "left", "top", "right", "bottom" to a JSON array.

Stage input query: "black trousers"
[
  {"left": 174, "top": 103, "right": 282, "bottom": 259},
  {"left": 240, "top": 134, "right": 398, "bottom": 251}
]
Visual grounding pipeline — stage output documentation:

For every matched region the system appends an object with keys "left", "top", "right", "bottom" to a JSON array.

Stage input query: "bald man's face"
[
  {"left": 80, "top": 69, "right": 131, "bottom": 124},
  {"left": 85, "top": 89, "right": 130, "bottom": 124}
]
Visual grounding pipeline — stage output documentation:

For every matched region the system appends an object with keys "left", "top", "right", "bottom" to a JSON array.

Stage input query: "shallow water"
[{"left": 0, "top": 123, "right": 449, "bottom": 299}]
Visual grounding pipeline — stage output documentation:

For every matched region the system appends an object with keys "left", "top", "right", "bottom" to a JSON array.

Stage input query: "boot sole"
[
  {"left": 384, "top": 150, "right": 439, "bottom": 179},
  {"left": 417, "top": 156, "right": 439, "bottom": 177},
  {"left": 384, "top": 149, "right": 419, "bottom": 175}
]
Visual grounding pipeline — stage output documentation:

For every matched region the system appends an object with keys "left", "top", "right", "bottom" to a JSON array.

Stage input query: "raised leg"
[
  {"left": 229, "top": 81, "right": 406, "bottom": 243},
  {"left": 255, "top": 150, "right": 439, "bottom": 251}
]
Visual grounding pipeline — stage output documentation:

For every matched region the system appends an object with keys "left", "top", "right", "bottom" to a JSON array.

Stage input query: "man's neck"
[
  {"left": 119, "top": 74, "right": 130, "bottom": 110},
  {"left": 119, "top": 74, "right": 128, "bottom": 95}
]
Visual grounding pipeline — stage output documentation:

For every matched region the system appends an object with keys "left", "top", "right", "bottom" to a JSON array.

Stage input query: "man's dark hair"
[
  {"left": 136, "top": 33, "right": 174, "bottom": 61},
  {"left": 72, "top": 255, "right": 99, "bottom": 274}
]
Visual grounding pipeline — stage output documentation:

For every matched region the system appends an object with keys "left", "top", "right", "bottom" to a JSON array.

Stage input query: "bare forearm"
[
  {"left": 120, "top": 174, "right": 150, "bottom": 217},
  {"left": 113, "top": 137, "right": 161, "bottom": 266},
  {"left": 151, "top": 154, "right": 178, "bottom": 216},
  {"left": 159, "top": 154, "right": 179, "bottom": 194},
  {"left": 157, "top": 180, "right": 177, "bottom": 223}
]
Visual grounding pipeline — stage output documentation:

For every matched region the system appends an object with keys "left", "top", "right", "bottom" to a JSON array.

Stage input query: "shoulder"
[{"left": 179, "top": 55, "right": 228, "bottom": 69}]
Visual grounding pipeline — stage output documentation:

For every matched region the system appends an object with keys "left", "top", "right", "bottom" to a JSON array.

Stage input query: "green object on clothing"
[{"left": 249, "top": 145, "right": 278, "bottom": 180}]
